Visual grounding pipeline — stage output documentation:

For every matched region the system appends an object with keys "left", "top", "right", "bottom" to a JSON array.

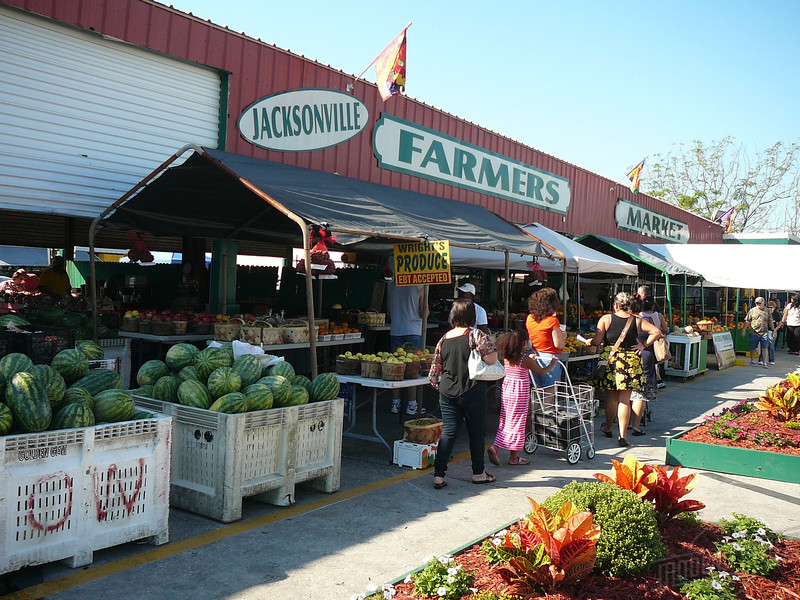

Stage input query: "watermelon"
[
  {"left": 131, "top": 409, "right": 154, "bottom": 420},
  {"left": 51, "top": 349, "right": 90, "bottom": 384},
  {"left": 36, "top": 306, "right": 64, "bottom": 324},
  {"left": 232, "top": 355, "right": 262, "bottom": 387},
  {"left": 70, "top": 369, "right": 122, "bottom": 396},
  {"left": 166, "top": 343, "right": 200, "bottom": 372},
  {"left": 194, "top": 347, "right": 232, "bottom": 380},
  {"left": 219, "top": 343, "right": 235, "bottom": 362},
  {"left": 286, "top": 385, "right": 309, "bottom": 406},
  {"left": 52, "top": 403, "right": 95, "bottom": 430},
  {"left": 93, "top": 389, "right": 135, "bottom": 423},
  {"left": 137, "top": 360, "right": 169, "bottom": 387},
  {"left": 153, "top": 375, "right": 182, "bottom": 403},
  {"left": 243, "top": 383, "right": 273, "bottom": 411},
  {"left": 0, "top": 314, "right": 30, "bottom": 327},
  {"left": 130, "top": 384, "right": 154, "bottom": 398},
  {"left": 0, "top": 352, "right": 35, "bottom": 382},
  {"left": 60, "top": 312, "right": 84, "bottom": 330},
  {"left": 269, "top": 360, "right": 295, "bottom": 381},
  {"left": 309, "top": 372, "right": 340, "bottom": 403},
  {"left": 257, "top": 375, "right": 292, "bottom": 407},
  {"left": 62, "top": 387, "right": 94, "bottom": 409},
  {"left": 293, "top": 374, "right": 312, "bottom": 392},
  {"left": 5, "top": 371, "right": 52, "bottom": 432},
  {"left": 177, "top": 379, "right": 212, "bottom": 409},
  {"left": 29, "top": 364, "right": 67, "bottom": 408},
  {"left": 207, "top": 366, "right": 241, "bottom": 399},
  {"left": 76, "top": 341, "right": 104, "bottom": 360},
  {"left": 178, "top": 366, "right": 201, "bottom": 382},
  {"left": 209, "top": 392, "right": 248, "bottom": 414},
  {"left": 0, "top": 403, "right": 13, "bottom": 435}
]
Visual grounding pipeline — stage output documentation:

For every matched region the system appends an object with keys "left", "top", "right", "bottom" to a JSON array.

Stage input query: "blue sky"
[{"left": 170, "top": 0, "right": 800, "bottom": 184}]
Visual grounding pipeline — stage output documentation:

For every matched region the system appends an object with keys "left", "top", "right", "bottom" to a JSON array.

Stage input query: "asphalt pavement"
[{"left": 2, "top": 347, "right": 799, "bottom": 600}]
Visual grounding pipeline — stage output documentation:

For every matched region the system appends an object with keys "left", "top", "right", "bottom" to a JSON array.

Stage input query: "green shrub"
[{"left": 543, "top": 481, "right": 667, "bottom": 578}]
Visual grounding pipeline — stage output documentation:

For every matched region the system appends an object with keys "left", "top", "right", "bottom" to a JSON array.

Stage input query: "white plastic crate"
[
  {"left": 97, "top": 338, "right": 132, "bottom": 389},
  {"left": 393, "top": 440, "right": 437, "bottom": 470},
  {"left": 0, "top": 412, "right": 171, "bottom": 575},
  {"left": 134, "top": 396, "right": 343, "bottom": 522}
]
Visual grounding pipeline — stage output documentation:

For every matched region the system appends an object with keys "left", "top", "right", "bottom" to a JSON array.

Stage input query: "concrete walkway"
[{"left": 3, "top": 349, "right": 800, "bottom": 600}]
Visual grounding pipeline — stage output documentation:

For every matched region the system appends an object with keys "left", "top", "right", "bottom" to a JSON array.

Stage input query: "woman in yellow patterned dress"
[{"left": 590, "top": 292, "right": 662, "bottom": 446}]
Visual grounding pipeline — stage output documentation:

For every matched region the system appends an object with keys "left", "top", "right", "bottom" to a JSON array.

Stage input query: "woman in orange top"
[{"left": 525, "top": 287, "right": 566, "bottom": 387}]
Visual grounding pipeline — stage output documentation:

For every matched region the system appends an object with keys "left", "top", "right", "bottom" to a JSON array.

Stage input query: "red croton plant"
[
  {"left": 495, "top": 498, "right": 601, "bottom": 594},
  {"left": 593, "top": 454, "right": 706, "bottom": 521},
  {"left": 755, "top": 372, "right": 800, "bottom": 421}
]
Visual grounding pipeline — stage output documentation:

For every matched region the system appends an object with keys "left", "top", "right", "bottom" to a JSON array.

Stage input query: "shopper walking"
[
  {"left": 629, "top": 295, "right": 663, "bottom": 434},
  {"left": 487, "top": 328, "right": 557, "bottom": 467},
  {"left": 590, "top": 292, "right": 661, "bottom": 447},
  {"left": 768, "top": 300, "right": 782, "bottom": 364},
  {"left": 428, "top": 298, "right": 498, "bottom": 488},
  {"left": 743, "top": 297, "right": 774, "bottom": 367},
  {"left": 781, "top": 295, "right": 800, "bottom": 355},
  {"left": 525, "top": 287, "right": 566, "bottom": 387}
]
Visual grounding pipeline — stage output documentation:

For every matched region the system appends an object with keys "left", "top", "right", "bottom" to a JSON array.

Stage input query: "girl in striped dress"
[{"left": 487, "top": 328, "right": 557, "bottom": 466}]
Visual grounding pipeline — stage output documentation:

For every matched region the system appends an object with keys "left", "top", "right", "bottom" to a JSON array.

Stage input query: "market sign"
[
  {"left": 394, "top": 240, "right": 451, "bottom": 286},
  {"left": 711, "top": 330, "right": 736, "bottom": 370},
  {"left": 615, "top": 198, "right": 690, "bottom": 243},
  {"left": 238, "top": 89, "right": 368, "bottom": 152},
  {"left": 373, "top": 114, "right": 572, "bottom": 215}
]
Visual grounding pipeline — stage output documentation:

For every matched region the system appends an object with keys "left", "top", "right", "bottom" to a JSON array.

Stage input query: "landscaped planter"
[{"left": 665, "top": 425, "right": 800, "bottom": 484}]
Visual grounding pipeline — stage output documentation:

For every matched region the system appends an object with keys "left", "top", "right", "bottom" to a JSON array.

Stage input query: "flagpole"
[
  {"left": 609, "top": 155, "right": 648, "bottom": 192},
  {"left": 347, "top": 22, "right": 412, "bottom": 92}
]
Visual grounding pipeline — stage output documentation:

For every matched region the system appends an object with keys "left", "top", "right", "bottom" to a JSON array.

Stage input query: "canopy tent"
[
  {"left": 449, "top": 223, "right": 638, "bottom": 276},
  {"left": 91, "top": 145, "right": 565, "bottom": 374}
]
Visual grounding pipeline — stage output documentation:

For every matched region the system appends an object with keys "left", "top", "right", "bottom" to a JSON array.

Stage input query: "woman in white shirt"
[{"left": 781, "top": 295, "right": 800, "bottom": 355}]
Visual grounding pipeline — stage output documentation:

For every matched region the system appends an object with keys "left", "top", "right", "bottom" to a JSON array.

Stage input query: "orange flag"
[{"left": 374, "top": 27, "right": 408, "bottom": 101}]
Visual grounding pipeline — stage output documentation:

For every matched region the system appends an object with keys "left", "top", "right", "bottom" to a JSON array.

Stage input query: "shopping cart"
[{"left": 524, "top": 363, "right": 596, "bottom": 464}]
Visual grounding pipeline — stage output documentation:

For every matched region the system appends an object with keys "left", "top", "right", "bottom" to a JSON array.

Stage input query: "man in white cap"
[{"left": 457, "top": 282, "right": 490, "bottom": 334}]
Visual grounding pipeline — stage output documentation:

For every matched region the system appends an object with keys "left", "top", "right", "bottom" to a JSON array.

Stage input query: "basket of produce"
[
  {"left": 151, "top": 320, "right": 173, "bottom": 336},
  {"left": 418, "top": 358, "right": 433, "bottom": 376},
  {"left": 138, "top": 319, "right": 152, "bottom": 334},
  {"left": 172, "top": 320, "right": 188, "bottom": 335},
  {"left": 404, "top": 360, "right": 421, "bottom": 379},
  {"left": 214, "top": 318, "right": 242, "bottom": 342},
  {"left": 239, "top": 320, "right": 265, "bottom": 345},
  {"left": 188, "top": 320, "right": 210, "bottom": 334},
  {"left": 358, "top": 310, "right": 386, "bottom": 327},
  {"left": 122, "top": 316, "right": 140, "bottom": 332},
  {"left": 335, "top": 356, "right": 361, "bottom": 375},
  {"left": 361, "top": 359, "right": 382, "bottom": 379},
  {"left": 381, "top": 361, "right": 406, "bottom": 381},
  {"left": 403, "top": 417, "right": 443, "bottom": 445},
  {"left": 281, "top": 320, "right": 313, "bottom": 344},
  {"left": 261, "top": 322, "right": 283, "bottom": 345}
]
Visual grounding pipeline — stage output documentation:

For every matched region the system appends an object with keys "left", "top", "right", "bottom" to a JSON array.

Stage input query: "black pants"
[
  {"left": 787, "top": 325, "right": 800, "bottom": 353},
  {"left": 435, "top": 382, "right": 487, "bottom": 478}
]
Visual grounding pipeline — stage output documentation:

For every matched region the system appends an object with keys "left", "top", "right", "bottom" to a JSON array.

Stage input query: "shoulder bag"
[
  {"left": 653, "top": 336, "right": 672, "bottom": 364},
  {"left": 593, "top": 315, "right": 634, "bottom": 380},
  {"left": 468, "top": 329, "right": 506, "bottom": 381}
]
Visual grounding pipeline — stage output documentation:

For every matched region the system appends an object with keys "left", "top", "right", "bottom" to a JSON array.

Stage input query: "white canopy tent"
[{"left": 449, "top": 223, "right": 638, "bottom": 275}]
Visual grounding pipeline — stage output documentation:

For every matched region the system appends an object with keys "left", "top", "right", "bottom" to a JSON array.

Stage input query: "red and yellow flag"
[
  {"left": 626, "top": 158, "right": 646, "bottom": 194},
  {"left": 374, "top": 27, "right": 408, "bottom": 101}
]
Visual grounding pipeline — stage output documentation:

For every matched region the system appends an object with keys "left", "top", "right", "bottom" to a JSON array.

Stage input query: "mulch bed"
[
  {"left": 679, "top": 410, "right": 800, "bottom": 457},
  {"left": 386, "top": 519, "right": 800, "bottom": 599}
]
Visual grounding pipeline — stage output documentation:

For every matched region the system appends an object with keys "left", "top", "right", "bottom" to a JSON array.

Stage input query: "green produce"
[
  {"left": 62, "top": 387, "right": 94, "bottom": 409},
  {"left": 293, "top": 374, "right": 312, "bottom": 392},
  {"left": 287, "top": 385, "right": 309, "bottom": 406},
  {"left": 207, "top": 367, "right": 241, "bottom": 399},
  {"left": 166, "top": 343, "right": 199, "bottom": 371},
  {"left": 35, "top": 306, "right": 64, "bottom": 324},
  {"left": 52, "top": 402, "right": 95, "bottom": 430},
  {"left": 178, "top": 366, "right": 201, "bottom": 382},
  {"left": 5, "top": 371, "right": 52, "bottom": 433},
  {"left": 130, "top": 384, "right": 154, "bottom": 398},
  {"left": 92, "top": 389, "right": 135, "bottom": 423},
  {"left": 130, "top": 409, "right": 154, "bottom": 420},
  {"left": 243, "top": 383, "right": 273, "bottom": 411},
  {"left": 269, "top": 360, "right": 295, "bottom": 380},
  {"left": 209, "top": 392, "right": 248, "bottom": 414},
  {"left": 0, "top": 314, "right": 30, "bottom": 327},
  {"left": 29, "top": 364, "right": 67, "bottom": 408},
  {"left": 194, "top": 347, "right": 232, "bottom": 379},
  {"left": 0, "top": 352, "right": 34, "bottom": 382},
  {"left": 0, "top": 403, "right": 13, "bottom": 435},
  {"left": 257, "top": 375, "right": 292, "bottom": 407},
  {"left": 136, "top": 359, "right": 169, "bottom": 387},
  {"left": 153, "top": 375, "right": 182, "bottom": 403},
  {"left": 176, "top": 379, "right": 212, "bottom": 409},
  {"left": 60, "top": 312, "right": 85, "bottom": 329},
  {"left": 51, "top": 348, "right": 90, "bottom": 384},
  {"left": 76, "top": 341, "right": 104, "bottom": 360},
  {"left": 70, "top": 369, "right": 122, "bottom": 396},
  {"left": 309, "top": 372, "right": 340, "bottom": 403},
  {"left": 232, "top": 355, "right": 262, "bottom": 387}
]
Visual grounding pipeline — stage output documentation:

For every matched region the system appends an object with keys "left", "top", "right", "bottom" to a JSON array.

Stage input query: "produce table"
[{"left": 334, "top": 374, "right": 430, "bottom": 455}]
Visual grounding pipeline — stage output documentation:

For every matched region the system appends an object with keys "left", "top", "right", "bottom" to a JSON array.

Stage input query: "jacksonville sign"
[
  {"left": 238, "top": 89, "right": 368, "bottom": 152},
  {"left": 373, "top": 114, "right": 572, "bottom": 214},
  {"left": 615, "top": 198, "right": 690, "bottom": 243}
]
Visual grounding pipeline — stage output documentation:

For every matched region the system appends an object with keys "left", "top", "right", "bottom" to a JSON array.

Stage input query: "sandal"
[
  {"left": 472, "top": 472, "right": 496, "bottom": 484},
  {"left": 508, "top": 457, "right": 530, "bottom": 466},
  {"left": 487, "top": 445, "right": 500, "bottom": 466},
  {"left": 433, "top": 477, "right": 447, "bottom": 489},
  {"left": 600, "top": 424, "right": 612, "bottom": 438},
  {"left": 618, "top": 438, "right": 629, "bottom": 447},
  {"left": 632, "top": 429, "right": 646, "bottom": 436}
]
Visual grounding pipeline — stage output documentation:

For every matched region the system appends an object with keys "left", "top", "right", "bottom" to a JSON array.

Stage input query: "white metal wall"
[{"left": 0, "top": 6, "right": 221, "bottom": 219}]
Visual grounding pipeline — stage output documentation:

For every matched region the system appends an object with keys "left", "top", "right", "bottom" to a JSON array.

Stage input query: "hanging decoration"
[{"left": 127, "top": 233, "right": 154, "bottom": 263}]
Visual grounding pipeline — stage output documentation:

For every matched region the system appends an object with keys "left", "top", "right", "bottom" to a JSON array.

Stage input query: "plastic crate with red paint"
[{"left": 1, "top": 325, "right": 74, "bottom": 364}]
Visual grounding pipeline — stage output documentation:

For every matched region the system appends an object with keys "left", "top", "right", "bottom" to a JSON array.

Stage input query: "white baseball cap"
[{"left": 457, "top": 283, "right": 476, "bottom": 295}]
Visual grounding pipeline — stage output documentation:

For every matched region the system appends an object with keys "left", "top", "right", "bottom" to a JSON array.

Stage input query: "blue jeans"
[
  {"left": 435, "top": 382, "right": 487, "bottom": 478},
  {"left": 532, "top": 358, "right": 563, "bottom": 387},
  {"left": 748, "top": 332, "right": 770, "bottom": 361},
  {"left": 768, "top": 333, "right": 776, "bottom": 363},
  {"left": 390, "top": 334, "right": 422, "bottom": 351}
]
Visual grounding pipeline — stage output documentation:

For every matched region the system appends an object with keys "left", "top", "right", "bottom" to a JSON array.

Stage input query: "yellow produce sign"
[{"left": 394, "top": 240, "right": 451, "bottom": 286}]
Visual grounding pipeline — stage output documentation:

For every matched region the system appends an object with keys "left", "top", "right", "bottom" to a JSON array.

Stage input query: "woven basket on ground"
[{"left": 403, "top": 418, "right": 443, "bottom": 444}]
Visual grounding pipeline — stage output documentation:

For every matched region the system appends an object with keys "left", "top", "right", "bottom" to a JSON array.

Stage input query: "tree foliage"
[{"left": 644, "top": 137, "right": 800, "bottom": 232}]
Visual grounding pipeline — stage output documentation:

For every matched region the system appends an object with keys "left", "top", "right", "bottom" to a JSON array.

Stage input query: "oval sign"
[{"left": 238, "top": 88, "right": 369, "bottom": 152}]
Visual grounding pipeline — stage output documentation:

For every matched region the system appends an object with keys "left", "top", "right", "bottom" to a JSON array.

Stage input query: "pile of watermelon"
[
  {"left": 0, "top": 341, "right": 146, "bottom": 436},
  {"left": 132, "top": 344, "right": 340, "bottom": 414},
  {"left": 29, "top": 307, "right": 119, "bottom": 340}
]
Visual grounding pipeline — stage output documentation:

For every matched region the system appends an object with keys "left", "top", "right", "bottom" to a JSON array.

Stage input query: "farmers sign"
[{"left": 394, "top": 240, "right": 451, "bottom": 286}]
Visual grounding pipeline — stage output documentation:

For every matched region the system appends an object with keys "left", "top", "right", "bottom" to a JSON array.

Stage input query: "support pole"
[{"left": 504, "top": 251, "right": 510, "bottom": 331}]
